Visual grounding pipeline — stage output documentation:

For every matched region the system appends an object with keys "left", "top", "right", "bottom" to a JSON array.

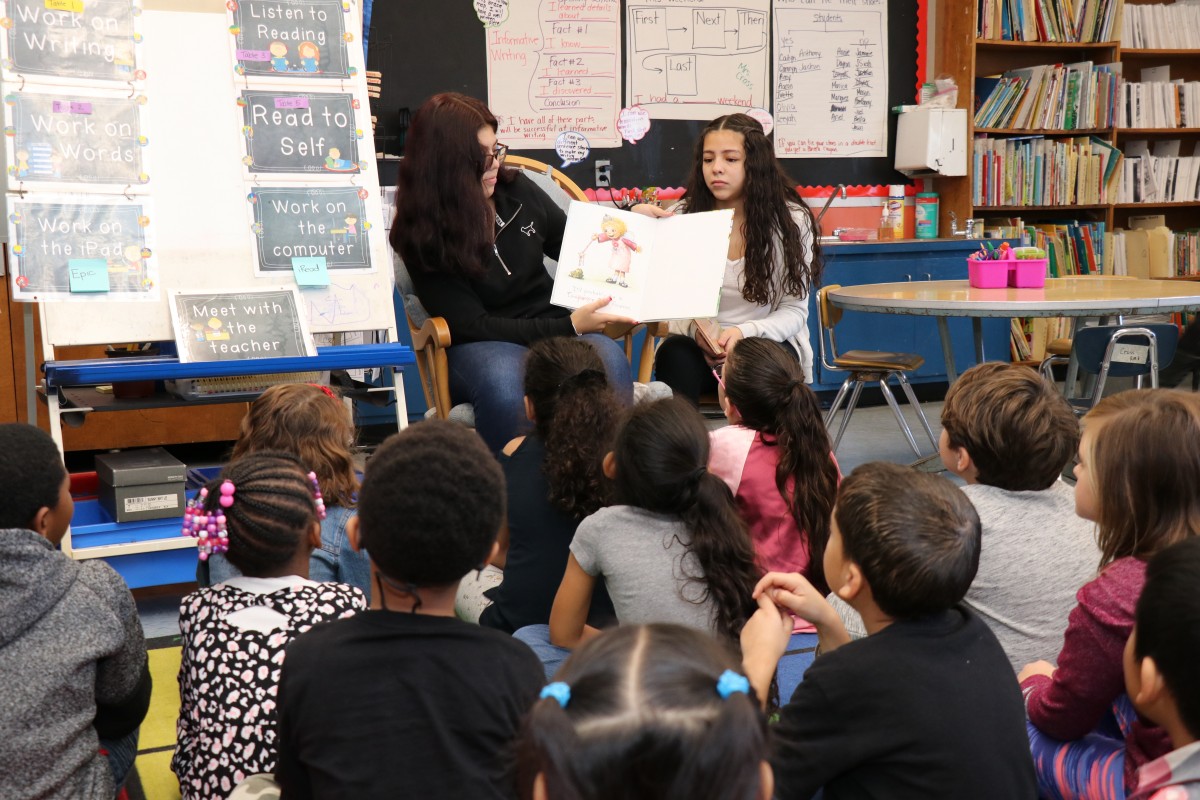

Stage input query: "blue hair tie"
[
  {"left": 716, "top": 669, "right": 751, "bottom": 699},
  {"left": 540, "top": 681, "right": 571, "bottom": 708}
]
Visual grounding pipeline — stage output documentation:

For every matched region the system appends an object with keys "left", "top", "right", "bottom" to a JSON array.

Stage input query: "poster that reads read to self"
[
  {"left": 239, "top": 89, "right": 364, "bottom": 178},
  {"left": 228, "top": 0, "right": 357, "bottom": 81},
  {"left": 0, "top": 0, "right": 144, "bottom": 86}
]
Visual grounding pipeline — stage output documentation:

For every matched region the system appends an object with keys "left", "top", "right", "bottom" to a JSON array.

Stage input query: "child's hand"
[
  {"left": 740, "top": 593, "right": 793, "bottom": 708},
  {"left": 754, "top": 572, "right": 837, "bottom": 630},
  {"left": 1018, "top": 660, "right": 1056, "bottom": 683},
  {"left": 717, "top": 326, "right": 744, "bottom": 353},
  {"left": 591, "top": 233, "right": 599, "bottom": 240}
]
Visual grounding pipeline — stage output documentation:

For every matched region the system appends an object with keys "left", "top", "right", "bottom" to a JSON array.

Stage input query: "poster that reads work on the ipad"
[
  {"left": 238, "top": 88, "right": 367, "bottom": 179},
  {"left": 4, "top": 88, "right": 150, "bottom": 190},
  {"left": 484, "top": 0, "right": 620, "bottom": 149},
  {"left": 246, "top": 185, "right": 382, "bottom": 276},
  {"left": 227, "top": 0, "right": 362, "bottom": 82},
  {"left": 0, "top": 0, "right": 145, "bottom": 87},
  {"left": 625, "top": 0, "right": 770, "bottom": 121},
  {"left": 6, "top": 194, "right": 158, "bottom": 302},
  {"left": 772, "top": 0, "right": 888, "bottom": 158},
  {"left": 551, "top": 202, "right": 733, "bottom": 321}
]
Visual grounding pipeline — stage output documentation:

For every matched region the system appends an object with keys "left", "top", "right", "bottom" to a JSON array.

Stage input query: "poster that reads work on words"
[
  {"left": 485, "top": 0, "right": 620, "bottom": 150},
  {"left": 625, "top": 0, "right": 770, "bottom": 121},
  {"left": 772, "top": 0, "right": 888, "bottom": 158}
]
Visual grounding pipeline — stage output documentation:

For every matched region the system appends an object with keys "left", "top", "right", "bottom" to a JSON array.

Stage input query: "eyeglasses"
[
  {"left": 485, "top": 142, "right": 509, "bottom": 166},
  {"left": 711, "top": 366, "right": 725, "bottom": 389}
]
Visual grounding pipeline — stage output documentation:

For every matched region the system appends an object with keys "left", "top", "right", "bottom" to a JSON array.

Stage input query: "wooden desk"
[{"left": 828, "top": 278, "right": 1200, "bottom": 382}]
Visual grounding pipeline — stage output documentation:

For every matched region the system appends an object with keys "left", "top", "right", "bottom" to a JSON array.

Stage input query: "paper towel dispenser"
[{"left": 894, "top": 108, "right": 967, "bottom": 177}]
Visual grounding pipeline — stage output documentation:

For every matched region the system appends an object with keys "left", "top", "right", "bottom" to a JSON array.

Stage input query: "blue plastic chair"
[{"left": 1040, "top": 324, "right": 1180, "bottom": 413}]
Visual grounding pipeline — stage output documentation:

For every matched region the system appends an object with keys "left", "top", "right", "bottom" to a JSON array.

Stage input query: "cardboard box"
[{"left": 95, "top": 448, "right": 187, "bottom": 522}]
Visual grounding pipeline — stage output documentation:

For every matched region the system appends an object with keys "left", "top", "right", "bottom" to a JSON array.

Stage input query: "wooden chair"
[
  {"left": 816, "top": 284, "right": 937, "bottom": 456},
  {"left": 394, "top": 155, "right": 653, "bottom": 420}
]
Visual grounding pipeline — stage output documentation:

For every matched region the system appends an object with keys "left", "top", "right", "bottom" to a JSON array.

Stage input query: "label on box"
[{"left": 124, "top": 493, "right": 180, "bottom": 513}]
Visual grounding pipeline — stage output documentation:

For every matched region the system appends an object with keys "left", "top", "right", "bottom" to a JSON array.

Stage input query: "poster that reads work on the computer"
[
  {"left": 484, "top": 0, "right": 620, "bottom": 149},
  {"left": 625, "top": 0, "right": 770, "bottom": 121},
  {"left": 6, "top": 193, "right": 158, "bottom": 302},
  {"left": 246, "top": 185, "right": 382, "bottom": 276},
  {"left": 772, "top": 0, "right": 888, "bottom": 158}
]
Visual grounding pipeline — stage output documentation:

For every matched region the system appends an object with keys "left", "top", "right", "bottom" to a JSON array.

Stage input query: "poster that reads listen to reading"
[
  {"left": 772, "top": 0, "right": 888, "bottom": 158},
  {"left": 485, "top": 0, "right": 620, "bottom": 149},
  {"left": 0, "top": 0, "right": 145, "bottom": 87},
  {"left": 227, "top": 0, "right": 360, "bottom": 82}
]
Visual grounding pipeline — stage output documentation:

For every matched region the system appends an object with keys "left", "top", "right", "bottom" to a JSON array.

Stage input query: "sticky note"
[
  {"left": 45, "top": 0, "right": 83, "bottom": 11},
  {"left": 236, "top": 49, "right": 272, "bottom": 62},
  {"left": 68, "top": 259, "right": 109, "bottom": 293},
  {"left": 275, "top": 97, "right": 310, "bottom": 110},
  {"left": 292, "top": 256, "right": 329, "bottom": 287}
]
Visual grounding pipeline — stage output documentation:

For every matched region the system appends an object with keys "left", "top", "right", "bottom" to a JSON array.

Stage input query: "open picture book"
[{"left": 550, "top": 202, "right": 734, "bottom": 320}]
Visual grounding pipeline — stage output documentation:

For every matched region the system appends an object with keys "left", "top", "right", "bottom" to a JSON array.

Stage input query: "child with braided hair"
[{"left": 173, "top": 452, "right": 366, "bottom": 800}]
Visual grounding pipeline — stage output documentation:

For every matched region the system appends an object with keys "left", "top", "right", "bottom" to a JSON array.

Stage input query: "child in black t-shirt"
[
  {"left": 740, "top": 461, "right": 1037, "bottom": 800},
  {"left": 275, "top": 420, "right": 544, "bottom": 800}
]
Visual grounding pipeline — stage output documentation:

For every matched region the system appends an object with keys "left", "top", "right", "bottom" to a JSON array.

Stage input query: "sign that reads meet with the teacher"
[
  {"left": 230, "top": 0, "right": 353, "bottom": 80},
  {"left": 239, "top": 90, "right": 361, "bottom": 175},
  {"left": 249, "top": 186, "right": 373, "bottom": 273},
  {"left": 1, "top": 0, "right": 143, "bottom": 83},
  {"left": 5, "top": 90, "right": 149, "bottom": 187},
  {"left": 171, "top": 289, "right": 316, "bottom": 363},
  {"left": 8, "top": 197, "right": 157, "bottom": 301}
]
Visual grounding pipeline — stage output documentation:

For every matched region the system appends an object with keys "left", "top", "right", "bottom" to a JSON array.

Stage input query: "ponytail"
[{"left": 725, "top": 338, "right": 838, "bottom": 594}]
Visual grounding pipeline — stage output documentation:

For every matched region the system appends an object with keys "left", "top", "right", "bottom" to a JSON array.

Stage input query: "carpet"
[{"left": 126, "top": 636, "right": 183, "bottom": 800}]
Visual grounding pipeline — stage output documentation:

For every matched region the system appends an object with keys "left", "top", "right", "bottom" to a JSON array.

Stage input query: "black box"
[{"left": 95, "top": 448, "right": 187, "bottom": 523}]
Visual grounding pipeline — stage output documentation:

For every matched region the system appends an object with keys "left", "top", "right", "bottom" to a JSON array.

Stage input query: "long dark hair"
[
  {"left": 724, "top": 338, "right": 838, "bottom": 594},
  {"left": 517, "top": 624, "right": 769, "bottom": 800},
  {"left": 390, "top": 92, "right": 514, "bottom": 279},
  {"left": 524, "top": 338, "right": 620, "bottom": 518},
  {"left": 611, "top": 398, "right": 759, "bottom": 645},
  {"left": 683, "top": 113, "right": 822, "bottom": 306}
]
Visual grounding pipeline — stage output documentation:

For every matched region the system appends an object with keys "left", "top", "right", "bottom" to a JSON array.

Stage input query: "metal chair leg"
[
  {"left": 832, "top": 380, "right": 865, "bottom": 452},
  {"left": 825, "top": 378, "right": 852, "bottom": 427},
  {"left": 895, "top": 372, "right": 938, "bottom": 450},
  {"left": 880, "top": 377, "right": 923, "bottom": 457}
]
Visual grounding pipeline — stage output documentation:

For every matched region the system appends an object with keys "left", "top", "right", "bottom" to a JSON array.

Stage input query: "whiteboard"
[{"left": 24, "top": 0, "right": 395, "bottom": 346}]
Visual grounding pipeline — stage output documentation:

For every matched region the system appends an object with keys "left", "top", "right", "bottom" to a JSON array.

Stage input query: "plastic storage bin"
[
  {"left": 1009, "top": 259, "right": 1049, "bottom": 288},
  {"left": 968, "top": 259, "right": 1012, "bottom": 288}
]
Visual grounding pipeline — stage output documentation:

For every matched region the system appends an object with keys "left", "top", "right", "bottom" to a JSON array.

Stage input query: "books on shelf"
[
  {"left": 1028, "top": 221, "right": 1108, "bottom": 276},
  {"left": 1108, "top": 225, "right": 1186, "bottom": 277},
  {"left": 1117, "top": 66, "right": 1200, "bottom": 129},
  {"left": 973, "top": 61, "right": 1120, "bottom": 131},
  {"left": 1116, "top": 140, "right": 1200, "bottom": 203},
  {"left": 978, "top": 0, "right": 1121, "bottom": 42},
  {"left": 1122, "top": 2, "right": 1200, "bottom": 50},
  {"left": 973, "top": 135, "right": 1123, "bottom": 206}
]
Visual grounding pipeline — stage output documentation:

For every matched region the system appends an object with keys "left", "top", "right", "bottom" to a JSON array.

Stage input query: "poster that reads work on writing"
[
  {"left": 0, "top": 0, "right": 145, "bottom": 86},
  {"left": 625, "top": 0, "right": 770, "bottom": 121},
  {"left": 485, "top": 0, "right": 620, "bottom": 149},
  {"left": 227, "top": 0, "right": 360, "bottom": 81},
  {"left": 3, "top": 88, "right": 150, "bottom": 190},
  {"left": 772, "top": 0, "right": 888, "bottom": 158},
  {"left": 238, "top": 89, "right": 366, "bottom": 178},
  {"left": 246, "top": 185, "right": 379, "bottom": 275},
  {"left": 6, "top": 194, "right": 158, "bottom": 302}
]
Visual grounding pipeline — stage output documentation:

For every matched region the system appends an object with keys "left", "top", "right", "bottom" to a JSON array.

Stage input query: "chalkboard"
[
  {"left": 5, "top": 89, "right": 150, "bottom": 188},
  {"left": 0, "top": 0, "right": 144, "bottom": 85},
  {"left": 367, "top": 0, "right": 922, "bottom": 189},
  {"left": 8, "top": 195, "right": 157, "bottom": 300},
  {"left": 229, "top": 0, "right": 355, "bottom": 80},
  {"left": 170, "top": 288, "right": 315, "bottom": 362},
  {"left": 248, "top": 185, "right": 374, "bottom": 273},
  {"left": 240, "top": 88, "right": 364, "bottom": 175}
]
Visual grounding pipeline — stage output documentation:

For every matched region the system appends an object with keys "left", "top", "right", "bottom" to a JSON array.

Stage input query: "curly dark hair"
[
  {"left": 682, "top": 113, "right": 823, "bottom": 306},
  {"left": 724, "top": 337, "right": 838, "bottom": 594},
  {"left": 611, "top": 398, "right": 759, "bottom": 647},
  {"left": 524, "top": 338, "right": 620, "bottom": 518},
  {"left": 0, "top": 423, "right": 67, "bottom": 530},
  {"left": 390, "top": 92, "right": 515, "bottom": 280}
]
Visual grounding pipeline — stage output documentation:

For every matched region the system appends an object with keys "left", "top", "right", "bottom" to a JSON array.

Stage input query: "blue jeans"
[
  {"left": 99, "top": 727, "right": 139, "bottom": 794},
  {"left": 513, "top": 624, "right": 570, "bottom": 680},
  {"left": 447, "top": 334, "right": 634, "bottom": 454},
  {"left": 205, "top": 506, "right": 370, "bottom": 594}
]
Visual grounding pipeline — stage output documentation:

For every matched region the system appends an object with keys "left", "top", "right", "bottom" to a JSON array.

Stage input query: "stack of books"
[
  {"left": 1122, "top": 2, "right": 1200, "bottom": 49},
  {"left": 974, "top": 61, "right": 1121, "bottom": 131},
  {"left": 972, "top": 135, "right": 1123, "bottom": 206},
  {"left": 978, "top": 0, "right": 1122, "bottom": 42}
]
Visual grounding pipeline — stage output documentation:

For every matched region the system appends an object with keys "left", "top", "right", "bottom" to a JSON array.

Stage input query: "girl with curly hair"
[{"left": 646, "top": 113, "right": 823, "bottom": 404}]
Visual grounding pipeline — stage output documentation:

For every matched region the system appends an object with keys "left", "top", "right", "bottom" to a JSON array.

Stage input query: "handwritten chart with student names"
[
  {"left": 772, "top": 0, "right": 888, "bottom": 158},
  {"left": 625, "top": 0, "right": 770, "bottom": 121},
  {"left": 486, "top": 0, "right": 621, "bottom": 149}
]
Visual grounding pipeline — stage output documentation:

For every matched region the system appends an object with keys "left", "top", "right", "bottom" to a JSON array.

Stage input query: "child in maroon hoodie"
[{"left": 1019, "top": 390, "right": 1200, "bottom": 799}]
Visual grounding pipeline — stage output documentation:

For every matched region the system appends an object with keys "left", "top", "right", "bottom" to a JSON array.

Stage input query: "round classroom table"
[{"left": 827, "top": 277, "right": 1200, "bottom": 383}]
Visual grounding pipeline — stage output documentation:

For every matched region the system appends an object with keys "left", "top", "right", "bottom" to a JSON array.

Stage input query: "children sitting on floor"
[
  {"left": 274, "top": 420, "right": 544, "bottom": 799},
  {"left": 173, "top": 452, "right": 366, "bottom": 799},
  {"left": 1020, "top": 390, "right": 1200, "bottom": 800},
  {"left": 740, "top": 461, "right": 1037, "bottom": 800},
  {"left": 471, "top": 337, "right": 619, "bottom": 631},
  {"left": 938, "top": 361, "right": 1099, "bottom": 670},
  {"left": 205, "top": 383, "right": 369, "bottom": 593},
  {"left": 517, "top": 624, "right": 771, "bottom": 800},
  {"left": 1124, "top": 537, "right": 1200, "bottom": 799},
  {"left": 0, "top": 423, "right": 151, "bottom": 800}
]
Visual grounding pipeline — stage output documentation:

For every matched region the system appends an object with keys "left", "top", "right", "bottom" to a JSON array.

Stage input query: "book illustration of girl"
[
  {"left": 297, "top": 41, "right": 320, "bottom": 73},
  {"left": 577, "top": 215, "right": 640, "bottom": 288}
]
